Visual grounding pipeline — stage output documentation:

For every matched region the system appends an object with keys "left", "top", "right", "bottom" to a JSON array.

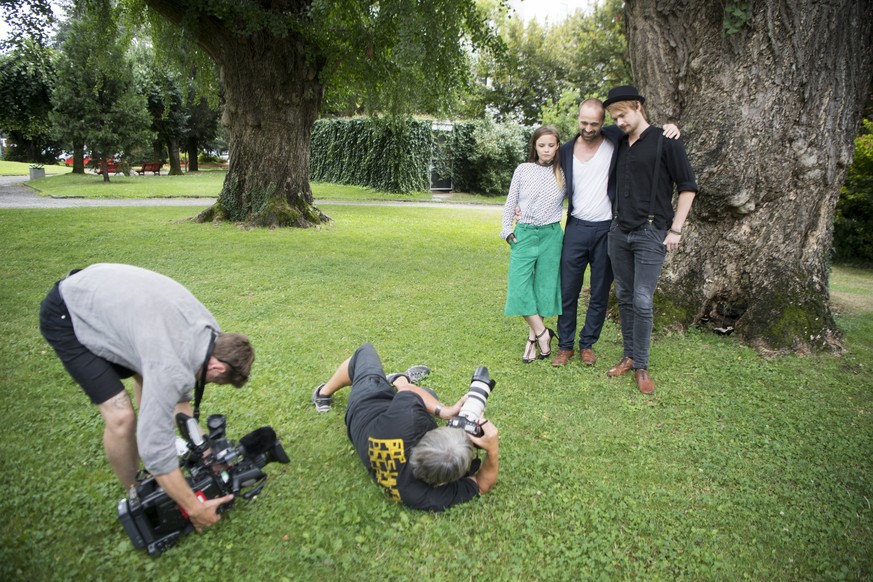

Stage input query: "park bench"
[
  {"left": 95, "top": 159, "right": 120, "bottom": 175},
  {"left": 136, "top": 162, "right": 164, "bottom": 175}
]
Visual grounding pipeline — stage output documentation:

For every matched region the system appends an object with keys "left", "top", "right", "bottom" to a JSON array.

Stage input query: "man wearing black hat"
[
  {"left": 551, "top": 98, "right": 680, "bottom": 369},
  {"left": 603, "top": 85, "right": 698, "bottom": 395}
]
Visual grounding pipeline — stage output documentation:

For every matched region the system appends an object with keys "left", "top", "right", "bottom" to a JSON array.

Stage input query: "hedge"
[
  {"left": 309, "top": 116, "right": 530, "bottom": 196},
  {"left": 833, "top": 119, "right": 873, "bottom": 265}
]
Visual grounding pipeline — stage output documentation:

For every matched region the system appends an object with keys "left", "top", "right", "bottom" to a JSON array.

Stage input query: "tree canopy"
[
  {"left": 463, "top": 0, "right": 631, "bottom": 128},
  {"left": 52, "top": 0, "right": 152, "bottom": 180},
  {"left": 0, "top": 40, "right": 61, "bottom": 162},
  {"left": 135, "top": 0, "right": 504, "bottom": 227}
]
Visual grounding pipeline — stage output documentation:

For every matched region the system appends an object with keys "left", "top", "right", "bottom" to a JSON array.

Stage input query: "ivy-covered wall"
[
  {"left": 309, "top": 117, "right": 530, "bottom": 196},
  {"left": 310, "top": 118, "right": 432, "bottom": 193}
]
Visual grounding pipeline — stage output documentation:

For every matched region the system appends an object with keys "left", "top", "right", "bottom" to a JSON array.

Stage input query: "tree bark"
[
  {"left": 167, "top": 137, "right": 182, "bottom": 175},
  {"left": 144, "top": 0, "right": 329, "bottom": 228},
  {"left": 72, "top": 142, "right": 85, "bottom": 174},
  {"left": 624, "top": 0, "right": 873, "bottom": 351},
  {"left": 186, "top": 141, "right": 199, "bottom": 172},
  {"left": 98, "top": 154, "right": 109, "bottom": 183}
]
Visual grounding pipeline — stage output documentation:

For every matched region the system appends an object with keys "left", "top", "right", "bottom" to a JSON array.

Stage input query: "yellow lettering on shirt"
[{"left": 368, "top": 437, "right": 406, "bottom": 502}]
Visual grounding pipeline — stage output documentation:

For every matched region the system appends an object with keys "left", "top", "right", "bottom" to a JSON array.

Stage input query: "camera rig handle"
[{"left": 231, "top": 467, "right": 268, "bottom": 500}]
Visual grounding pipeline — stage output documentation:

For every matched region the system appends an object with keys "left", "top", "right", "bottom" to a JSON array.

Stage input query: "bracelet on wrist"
[
  {"left": 434, "top": 404, "right": 443, "bottom": 419},
  {"left": 669, "top": 228, "right": 682, "bottom": 236}
]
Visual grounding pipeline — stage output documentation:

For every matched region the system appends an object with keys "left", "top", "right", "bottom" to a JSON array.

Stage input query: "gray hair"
[{"left": 409, "top": 426, "right": 474, "bottom": 486}]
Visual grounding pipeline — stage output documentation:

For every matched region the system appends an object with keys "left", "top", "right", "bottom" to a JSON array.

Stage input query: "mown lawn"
[
  {"left": 11, "top": 161, "right": 504, "bottom": 205},
  {"left": 0, "top": 204, "right": 870, "bottom": 581},
  {"left": 0, "top": 160, "right": 70, "bottom": 176}
]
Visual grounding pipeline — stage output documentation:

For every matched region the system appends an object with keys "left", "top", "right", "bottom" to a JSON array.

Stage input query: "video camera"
[
  {"left": 117, "top": 413, "right": 290, "bottom": 556},
  {"left": 447, "top": 366, "right": 496, "bottom": 437}
]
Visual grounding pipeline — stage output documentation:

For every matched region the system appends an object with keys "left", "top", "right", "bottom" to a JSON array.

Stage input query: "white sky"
[
  {"left": 508, "top": 0, "right": 596, "bottom": 23},
  {"left": 0, "top": 2, "right": 64, "bottom": 47}
]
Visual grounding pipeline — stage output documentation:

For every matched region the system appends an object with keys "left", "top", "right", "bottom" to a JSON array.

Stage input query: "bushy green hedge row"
[
  {"left": 833, "top": 119, "right": 873, "bottom": 265},
  {"left": 309, "top": 116, "right": 530, "bottom": 196},
  {"left": 310, "top": 118, "right": 431, "bottom": 193}
]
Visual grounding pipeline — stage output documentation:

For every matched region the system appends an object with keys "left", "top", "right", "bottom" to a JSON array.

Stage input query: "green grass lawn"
[
  {"left": 0, "top": 160, "right": 71, "bottom": 176},
  {"left": 0, "top": 205, "right": 870, "bottom": 580},
  {"left": 15, "top": 163, "right": 504, "bottom": 205}
]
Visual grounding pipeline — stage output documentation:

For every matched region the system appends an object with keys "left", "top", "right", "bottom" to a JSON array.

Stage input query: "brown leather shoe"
[
  {"left": 607, "top": 356, "right": 634, "bottom": 377},
  {"left": 580, "top": 348, "right": 596, "bottom": 366},
  {"left": 551, "top": 349, "right": 574, "bottom": 367},
  {"left": 635, "top": 369, "right": 654, "bottom": 394}
]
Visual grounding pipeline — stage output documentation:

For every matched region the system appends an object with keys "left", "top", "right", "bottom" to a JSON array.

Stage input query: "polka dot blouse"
[{"left": 500, "top": 162, "right": 566, "bottom": 240}]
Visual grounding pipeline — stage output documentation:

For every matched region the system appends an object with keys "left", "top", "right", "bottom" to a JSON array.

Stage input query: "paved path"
[
  {"left": 0, "top": 175, "right": 500, "bottom": 211},
  {"left": 0, "top": 176, "right": 217, "bottom": 209}
]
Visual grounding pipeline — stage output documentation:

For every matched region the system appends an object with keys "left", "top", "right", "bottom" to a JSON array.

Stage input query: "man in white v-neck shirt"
[{"left": 553, "top": 99, "right": 679, "bottom": 368}]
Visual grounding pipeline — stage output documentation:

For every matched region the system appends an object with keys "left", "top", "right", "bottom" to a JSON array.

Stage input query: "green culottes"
[{"left": 504, "top": 222, "right": 563, "bottom": 317}]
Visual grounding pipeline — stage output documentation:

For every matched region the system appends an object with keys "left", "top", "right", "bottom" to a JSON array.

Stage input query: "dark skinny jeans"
[{"left": 607, "top": 221, "right": 667, "bottom": 370}]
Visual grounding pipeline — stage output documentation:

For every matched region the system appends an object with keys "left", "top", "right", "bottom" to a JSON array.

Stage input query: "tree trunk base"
[
  {"left": 654, "top": 290, "right": 843, "bottom": 355},
  {"left": 192, "top": 199, "right": 331, "bottom": 229}
]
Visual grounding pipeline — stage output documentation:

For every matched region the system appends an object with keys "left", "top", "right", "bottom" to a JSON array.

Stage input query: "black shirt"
[
  {"left": 347, "top": 389, "right": 480, "bottom": 511},
  {"left": 614, "top": 126, "right": 698, "bottom": 232}
]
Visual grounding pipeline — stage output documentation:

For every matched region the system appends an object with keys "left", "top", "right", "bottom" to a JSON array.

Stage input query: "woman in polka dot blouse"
[{"left": 501, "top": 125, "right": 566, "bottom": 363}]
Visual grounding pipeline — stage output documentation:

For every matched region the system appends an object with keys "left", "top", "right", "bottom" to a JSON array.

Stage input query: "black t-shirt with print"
[{"left": 346, "top": 388, "right": 480, "bottom": 511}]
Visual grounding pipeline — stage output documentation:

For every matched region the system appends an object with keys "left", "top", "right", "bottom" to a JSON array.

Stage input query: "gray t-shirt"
[{"left": 59, "top": 263, "right": 219, "bottom": 475}]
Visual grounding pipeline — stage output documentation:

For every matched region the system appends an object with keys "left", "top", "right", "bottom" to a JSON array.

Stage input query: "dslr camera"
[
  {"left": 447, "top": 366, "right": 496, "bottom": 437},
  {"left": 117, "top": 413, "right": 289, "bottom": 556}
]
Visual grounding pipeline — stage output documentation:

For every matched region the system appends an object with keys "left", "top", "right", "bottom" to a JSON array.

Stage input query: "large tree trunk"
[
  {"left": 144, "top": 0, "right": 329, "bottom": 228},
  {"left": 186, "top": 141, "right": 199, "bottom": 172},
  {"left": 624, "top": 0, "right": 873, "bottom": 351},
  {"left": 167, "top": 137, "right": 183, "bottom": 175},
  {"left": 72, "top": 142, "right": 85, "bottom": 174}
]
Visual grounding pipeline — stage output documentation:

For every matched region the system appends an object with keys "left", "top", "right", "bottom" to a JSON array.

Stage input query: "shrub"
[
  {"left": 308, "top": 116, "right": 530, "bottom": 196},
  {"left": 198, "top": 153, "right": 226, "bottom": 164},
  {"left": 451, "top": 117, "right": 529, "bottom": 197},
  {"left": 834, "top": 119, "right": 873, "bottom": 265}
]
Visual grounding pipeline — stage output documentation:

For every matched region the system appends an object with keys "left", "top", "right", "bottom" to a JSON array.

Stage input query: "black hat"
[{"left": 603, "top": 85, "right": 646, "bottom": 108}]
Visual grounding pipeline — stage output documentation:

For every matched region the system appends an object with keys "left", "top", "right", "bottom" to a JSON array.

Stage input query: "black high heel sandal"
[
  {"left": 536, "top": 328, "right": 556, "bottom": 359},
  {"left": 523, "top": 336, "right": 538, "bottom": 363}
]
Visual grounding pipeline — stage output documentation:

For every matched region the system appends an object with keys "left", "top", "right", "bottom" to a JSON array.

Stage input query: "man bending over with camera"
[
  {"left": 39, "top": 263, "right": 255, "bottom": 532},
  {"left": 311, "top": 343, "right": 499, "bottom": 511}
]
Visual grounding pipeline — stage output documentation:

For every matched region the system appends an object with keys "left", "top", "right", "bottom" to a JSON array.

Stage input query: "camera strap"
[{"left": 193, "top": 330, "right": 218, "bottom": 421}]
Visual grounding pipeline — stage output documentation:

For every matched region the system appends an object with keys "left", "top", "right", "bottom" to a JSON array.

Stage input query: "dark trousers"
[
  {"left": 607, "top": 223, "right": 667, "bottom": 370},
  {"left": 557, "top": 217, "right": 613, "bottom": 351}
]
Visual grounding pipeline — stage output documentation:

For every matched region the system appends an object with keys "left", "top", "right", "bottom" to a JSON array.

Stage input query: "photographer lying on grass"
[
  {"left": 39, "top": 263, "right": 254, "bottom": 532},
  {"left": 312, "top": 343, "right": 499, "bottom": 511}
]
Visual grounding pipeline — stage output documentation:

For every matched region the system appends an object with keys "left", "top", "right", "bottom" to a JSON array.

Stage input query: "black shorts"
[
  {"left": 345, "top": 343, "right": 394, "bottom": 415},
  {"left": 39, "top": 280, "right": 135, "bottom": 405},
  {"left": 344, "top": 343, "right": 437, "bottom": 430}
]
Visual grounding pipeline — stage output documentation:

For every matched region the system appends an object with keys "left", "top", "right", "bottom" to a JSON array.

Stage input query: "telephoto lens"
[{"left": 448, "top": 366, "right": 496, "bottom": 437}]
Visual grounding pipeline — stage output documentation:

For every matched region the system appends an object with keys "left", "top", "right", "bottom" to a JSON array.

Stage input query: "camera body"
[
  {"left": 447, "top": 366, "right": 496, "bottom": 437},
  {"left": 117, "top": 413, "right": 289, "bottom": 556}
]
